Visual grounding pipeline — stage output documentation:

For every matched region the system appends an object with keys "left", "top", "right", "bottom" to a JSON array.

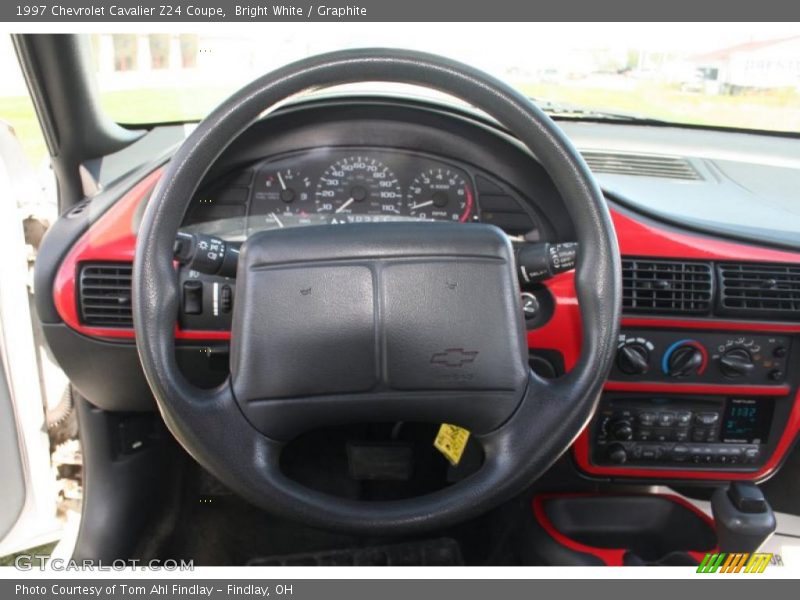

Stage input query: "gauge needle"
[
  {"left": 277, "top": 172, "right": 287, "bottom": 190},
  {"left": 336, "top": 198, "right": 355, "bottom": 213},
  {"left": 409, "top": 200, "right": 434, "bottom": 211},
  {"left": 269, "top": 212, "right": 284, "bottom": 228}
]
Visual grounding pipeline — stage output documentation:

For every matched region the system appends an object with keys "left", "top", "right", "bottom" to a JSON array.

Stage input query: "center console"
[{"left": 582, "top": 328, "right": 797, "bottom": 478}]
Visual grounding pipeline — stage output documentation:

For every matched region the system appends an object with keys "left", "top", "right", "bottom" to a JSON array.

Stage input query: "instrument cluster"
[{"left": 183, "top": 148, "right": 540, "bottom": 240}]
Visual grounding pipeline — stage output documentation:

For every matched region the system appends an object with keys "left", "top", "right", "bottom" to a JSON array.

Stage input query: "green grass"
[
  {"left": 2, "top": 82, "right": 798, "bottom": 168},
  {"left": 0, "top": 542, "right": 57, "bottom": 567},
  {"left": 98, "top": 85, "right": 232, "bottom": 124},
  {"left": 0, "top": 94, "right": 49, "bottom": 165},
  {"left": 0, "top": 86, "right": 230, "bottom": 165}
]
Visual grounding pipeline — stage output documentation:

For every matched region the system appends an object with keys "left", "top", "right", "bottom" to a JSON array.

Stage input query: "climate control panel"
[{"left": 611, "top": 330, "right": 790, "bottom": 384}]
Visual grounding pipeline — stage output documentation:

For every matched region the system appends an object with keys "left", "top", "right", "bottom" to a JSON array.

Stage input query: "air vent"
[
  {"left": 622, "top": 258, "right": 713, "bottom": 315},
  {"left": 718, "top": 263, "right": 800, "bottom": 321},
  {"left": 582, "top": 151, "right": 702, "bottom": 180},
  {"left": 78, "top": 262, "right": 133, "bottom": 327}
]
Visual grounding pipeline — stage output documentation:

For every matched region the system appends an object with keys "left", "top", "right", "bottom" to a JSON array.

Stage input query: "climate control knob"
[
  {"left": 664, "top": 342, "right": 706, "bottom": 378},
  {"left": 719, "top": 348, "right": 755, "bottom": 378},
  {"left": 616, "top": 343, "right": 650, "bottom": 375}
]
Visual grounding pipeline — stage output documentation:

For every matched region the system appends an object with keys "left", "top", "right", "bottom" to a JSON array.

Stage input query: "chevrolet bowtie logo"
[{"left": 430, "top": 348, "right": 479, "bottom": 368}]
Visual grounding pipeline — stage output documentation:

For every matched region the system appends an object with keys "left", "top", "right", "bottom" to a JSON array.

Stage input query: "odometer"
[
  {"left": 406, "top": 168, "right": 473, "bottom": 222},
  {"left": 314, "top": 156, "right": 403, "bottom": 219}
]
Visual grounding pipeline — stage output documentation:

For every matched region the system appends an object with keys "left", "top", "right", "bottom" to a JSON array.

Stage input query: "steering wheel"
[{"left": 133, "top": 49, "right": 620, "bottom": 534}]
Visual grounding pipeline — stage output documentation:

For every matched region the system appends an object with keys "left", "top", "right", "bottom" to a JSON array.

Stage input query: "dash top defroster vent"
[{"left": 581, "top": 151, "right": 702, "bottom": 181}]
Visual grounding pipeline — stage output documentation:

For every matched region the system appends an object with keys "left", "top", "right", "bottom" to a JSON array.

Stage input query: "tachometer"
[
  {"left": 314, "top": 156, "right": 403, "bottom": 219},
  {"left": 406, "top": 168, "right": 473, "bottom": 222}
]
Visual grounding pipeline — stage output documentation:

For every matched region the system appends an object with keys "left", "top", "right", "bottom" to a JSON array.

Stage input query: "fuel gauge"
[
  {"left": 263, "top": 168, "right": 311, "bottom": 210},
  {"left": 250, "top": 167, "right": 316, "bottom": 231}
]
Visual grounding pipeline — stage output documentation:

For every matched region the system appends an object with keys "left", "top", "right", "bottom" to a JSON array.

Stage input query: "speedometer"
[
  {"left": 406, "top": 168, "right": 474, "bottom": 222},
  {"left": 314, "top": 156, "right": 403, "bottom": 219}
]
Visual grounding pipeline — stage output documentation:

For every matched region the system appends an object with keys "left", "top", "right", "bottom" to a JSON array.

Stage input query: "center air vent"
[
  {"left": 718, "top": 263, "right": 800, "bottom": 321},
  {"left": 622, "top": 258, "right": 713, "bottom": 315},
  {"left": 582, "top": 151, "right": 702, "bottom": 181},
  {"left": 78, "top": 262, "right": 133, "bottom": 327}
]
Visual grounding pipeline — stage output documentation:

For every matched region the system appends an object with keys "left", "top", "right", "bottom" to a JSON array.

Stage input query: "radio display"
[{"left": 722, "top": 398, "right": 773, "bottom": 444}]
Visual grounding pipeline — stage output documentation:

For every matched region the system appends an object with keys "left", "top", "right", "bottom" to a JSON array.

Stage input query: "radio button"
[
  {"left": 638, "top": 412, "right": 656, "bottom": 426},
  {"left": 768, "top": 369, "right": 784, "bottom": 381},
  {"left": 695, "top": 412, "right": 720, "bottom": 426},
  {"left": 657, "top": 412, "right": 676, "bottom": 427},
  {"left": 744, "top": 448, "right": 760, "bottom": 463},
  {"left": 672, "top": 445, "right": 690, "bottom": 461},
  {"left": 653, "top": 428, "right": 673, "bottom": 442},
  {"left": 641, "top": 447, "right": 660, "bottom": 461}
]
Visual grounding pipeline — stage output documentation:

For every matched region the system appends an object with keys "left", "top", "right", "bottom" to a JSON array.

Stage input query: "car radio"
[{"left": 591, "top": 395, "right": 776, "bottom": 470}]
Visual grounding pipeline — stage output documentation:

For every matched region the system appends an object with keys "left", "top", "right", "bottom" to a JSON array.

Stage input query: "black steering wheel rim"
[{"left": 133, "top": 48, "right": 621, "bottom": 534}]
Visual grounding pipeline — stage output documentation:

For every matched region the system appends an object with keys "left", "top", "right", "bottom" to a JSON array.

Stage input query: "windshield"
[{"left": 88, "top": 23, "right": 800, "bottom": 133}]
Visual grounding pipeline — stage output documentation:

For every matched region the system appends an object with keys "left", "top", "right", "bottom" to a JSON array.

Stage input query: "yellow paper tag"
[{"left": 434, "top": 423, "right": 471, "bottom": 466}]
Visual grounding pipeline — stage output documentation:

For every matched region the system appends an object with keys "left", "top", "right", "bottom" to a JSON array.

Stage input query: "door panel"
[{"left": 0, "top": 358, "right": 25, "bottom": 540}]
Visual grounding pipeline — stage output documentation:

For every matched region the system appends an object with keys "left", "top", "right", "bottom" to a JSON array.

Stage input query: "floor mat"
[{"left": 247, "top": 537, "right": 463, "bottom": 566}]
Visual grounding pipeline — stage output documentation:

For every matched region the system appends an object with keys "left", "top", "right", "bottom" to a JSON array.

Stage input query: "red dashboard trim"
[
  {"left": 603, "top": 381, "right": 790, "bottom": 396},
  {"left": 53, "top": 170, "right": 158, "bottom": 341},
  {"left": 53, "top": 169, "right": 234, "bottom": 342},
  {"left": 531, "top": 492, "right": 715, "bottom": 566},
  {"left": 622, "top": 316, "right": 800, "bottom": 333},
  {"left": 52, "top": 166, "right": 800, "bottom": 482},
  {"left": 611, "top": 208, "right": 800, "bottom": 263}
]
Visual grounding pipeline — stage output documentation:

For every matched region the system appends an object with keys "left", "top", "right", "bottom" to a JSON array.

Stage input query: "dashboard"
[
  {"left": 182, "top": 147, "right": 541, "bottom": 240},
  {"left": 35, "top": 96, "right": 800, "bottom": 487}
]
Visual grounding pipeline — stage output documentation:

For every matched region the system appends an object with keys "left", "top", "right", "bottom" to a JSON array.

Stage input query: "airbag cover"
[{"left": 230, "top": 222, "right": 528, "bottom": 408}]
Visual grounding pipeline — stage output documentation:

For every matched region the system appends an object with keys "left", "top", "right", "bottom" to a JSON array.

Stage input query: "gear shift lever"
[{"left": 711, "top": 482, "right": 776, "bottom": 553}]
